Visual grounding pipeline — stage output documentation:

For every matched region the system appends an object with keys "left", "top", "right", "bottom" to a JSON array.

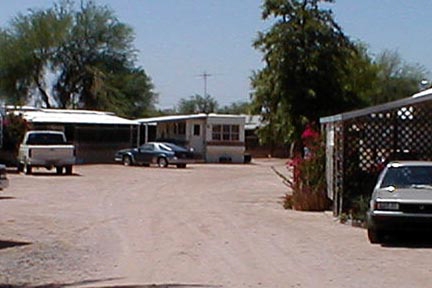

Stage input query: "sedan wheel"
[
  {"left": 157, "top": 157, "right": 168, "bottom": 168},
  {"left": 123, "top": 155, "right": 133, "bottom": 166}
]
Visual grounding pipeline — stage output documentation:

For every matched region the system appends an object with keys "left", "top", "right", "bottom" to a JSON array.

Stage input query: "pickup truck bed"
[{"left": 17, "top": 131, "right": 76, "bottom": 175}]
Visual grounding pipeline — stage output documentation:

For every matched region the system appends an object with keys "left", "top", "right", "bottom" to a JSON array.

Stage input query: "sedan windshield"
[
  {"left": 380, "top": 166, "right": 432, "bottom": 188},
  {"left": 160, "top": 143, "right": 187, "bottom": 152}
]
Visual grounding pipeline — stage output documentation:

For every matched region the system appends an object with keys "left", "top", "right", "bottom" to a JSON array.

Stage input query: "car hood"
[{"left": 375, "top": 187, "right": 432, "bottom": 202}]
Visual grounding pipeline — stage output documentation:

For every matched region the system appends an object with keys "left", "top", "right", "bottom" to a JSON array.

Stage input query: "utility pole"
[{"left": 198, "top": 71, "right": 212, "bottom": 97}]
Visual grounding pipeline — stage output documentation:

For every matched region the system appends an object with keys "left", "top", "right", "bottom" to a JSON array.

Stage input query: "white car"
[
  {"left": 0, "top": 164, "right": 9, "bottom": 190},
  {"left": 367, "top": 161, "right": 432, "bottom": 243}
]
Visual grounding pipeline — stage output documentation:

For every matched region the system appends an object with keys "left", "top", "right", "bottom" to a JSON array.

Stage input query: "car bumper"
[
  {"left": 367, "top": 211, "right": 432, "bottom": 231},
  {"left": 27, "top": 158, "right": 75, "bottom": 166},
  {"left": 168, "top": 157, "right": 195, "bottom": 165}
]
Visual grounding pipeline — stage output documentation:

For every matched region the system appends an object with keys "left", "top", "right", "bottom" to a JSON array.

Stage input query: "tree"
[
  {"left": 0, "top": 3, "right": 71, "bottom": 106},
  {"left": 371, "top": 49, "right": 429, "bottom": 104},
  {"left": 218, "top": 101, "right": 251, "bottom": 114},
  {"left": 0, "top": 0, "right": 157, "bottom": 117},
  {"left": 177, "top": 94, "right": 218, "bottom": 114},
  {"left": 251, "top": 0, "right": 366, "bottom": 145}
]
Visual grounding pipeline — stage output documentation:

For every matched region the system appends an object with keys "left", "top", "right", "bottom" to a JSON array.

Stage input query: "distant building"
[
  {"left": 137, "top": 113, "right": 246, "bottom": 163},
  {"left": 8, "top": 107, "right": 138, "bottom": 164}
]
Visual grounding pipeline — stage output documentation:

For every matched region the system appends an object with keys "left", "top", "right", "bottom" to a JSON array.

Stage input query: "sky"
[{"left": 0, "top": 0, "right": 431, "bottom": 110}]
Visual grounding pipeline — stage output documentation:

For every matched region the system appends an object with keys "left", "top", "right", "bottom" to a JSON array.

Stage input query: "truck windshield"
[{"left": 26, "top": 133, "right": 66, "bottom": 145}]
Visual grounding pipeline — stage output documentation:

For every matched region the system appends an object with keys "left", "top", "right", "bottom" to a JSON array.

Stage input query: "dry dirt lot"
[{"left": 1, "top": 158, "right": 432, "bottom": 288}]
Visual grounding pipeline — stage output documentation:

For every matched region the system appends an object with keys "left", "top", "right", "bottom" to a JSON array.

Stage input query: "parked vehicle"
[
  {"left": 0, "top": 164, "right": 9, "bottom": 190},
  {"left": 367, "top": 161, "right": 432, "bottom": 243},
  {"left": 114, "top": 142, "right": 195, "bottom": 168},
  {"left": 17, "top": 130, "right": 76, "bottom": 175}
]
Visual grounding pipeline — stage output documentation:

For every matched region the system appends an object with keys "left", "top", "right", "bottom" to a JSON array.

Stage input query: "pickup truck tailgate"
[{"left": 28, "top": 145, "right": 75, "bottom": 164}]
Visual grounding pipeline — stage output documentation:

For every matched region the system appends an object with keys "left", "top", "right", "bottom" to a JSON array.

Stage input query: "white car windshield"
[{"left": 380, "top": 166, "right": 432, "bottom": 189}]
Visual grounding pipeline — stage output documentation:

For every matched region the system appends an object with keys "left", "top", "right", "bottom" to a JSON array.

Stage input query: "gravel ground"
[{"left": 1, "top": 159, "right": 432, "bottom": 288}]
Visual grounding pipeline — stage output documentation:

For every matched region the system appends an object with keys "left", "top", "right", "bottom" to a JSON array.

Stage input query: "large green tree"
[
  {"left": 177, "top": 94, "right": 218, "bottom": 114},
  {"left": 0, "top": 3, "right": 71, "bottom": 107},
  {"left": 371, "top": 49, "right": 429, "bottom": 104},
  {"left": 251, "top": 0, "right": 368, "bottom": 145},
  {"left": 218, "top": 101, "right": 251, "bottom": 114},
  {"left": 0, "top": 0, "right": 156, "bottom": 117}
]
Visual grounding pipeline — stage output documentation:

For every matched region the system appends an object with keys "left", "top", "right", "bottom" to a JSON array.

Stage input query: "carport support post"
[{"left": 137, "top": 124, "right": 141, "bottom": 147}]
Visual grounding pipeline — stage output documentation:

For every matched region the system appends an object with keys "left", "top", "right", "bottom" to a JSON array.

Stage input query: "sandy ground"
[{"left": 1, "top": 158, "right": 432, "bottom": 288}]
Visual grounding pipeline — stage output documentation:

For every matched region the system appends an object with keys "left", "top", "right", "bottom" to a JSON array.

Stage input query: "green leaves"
[
  {"left": 0, "top": 0, "right": 156, "bottom": 117},
  {"left": 177, "top": 94, "right": 218, "bottom": 114}
]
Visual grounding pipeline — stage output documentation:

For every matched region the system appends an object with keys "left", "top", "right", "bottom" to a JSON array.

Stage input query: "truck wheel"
[
  {"left": 65, "top": 165, "right": 73, "bottom": 175},
  {"left": 56, "top": 166, "right": 63, "bottom": 174},
  {"left": 24, "top": 164, "right": 32, "bottom": 175}
]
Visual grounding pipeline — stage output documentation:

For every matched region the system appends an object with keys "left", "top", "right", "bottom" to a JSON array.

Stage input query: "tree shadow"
[
  {"left": 0, "top": 196, "right": 15, "bottom": 200},
  {"left": 0, "top": 239, "right": 31, "bottom": 250},
  {"left": 0, "top": 279, "right": 222, "bottom": 288}
]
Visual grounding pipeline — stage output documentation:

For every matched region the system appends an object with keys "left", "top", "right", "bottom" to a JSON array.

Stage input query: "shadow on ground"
[
  {"left": 21, "top": 172, "right": 81, "bottom": 177},
  {"left": 381, "top": 232, "right": 432, "bottom": 248},
  {"left": 0, "top": 239, "right": 31, "bottom": 250},
  {"left": 0, "top": 279, "right": 222, "bottom": 288}
]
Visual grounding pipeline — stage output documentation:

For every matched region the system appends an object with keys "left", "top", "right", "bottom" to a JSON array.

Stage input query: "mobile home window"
[
  {"left": 231, "top": 125, "right": 239, "bottom": 141},
  {"left": 212, "top": 125, "right": 221, "bottom": 140},
  {"left": 212, "top": 124, "right": 240, "bottom": 141},
  {"left": 193, "top": 124, "right": 201, "bottom": 136},
  {"left": 178, "top": 122, "right": 186, "bottom": 135}
]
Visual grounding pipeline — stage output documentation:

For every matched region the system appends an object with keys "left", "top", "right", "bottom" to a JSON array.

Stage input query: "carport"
[{"left": 320, "top": 88, "right": 432, "bottom": 215}]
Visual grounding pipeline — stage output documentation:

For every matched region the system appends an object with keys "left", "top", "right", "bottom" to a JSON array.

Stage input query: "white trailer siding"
[{"left": 205, "top": 115, "right": 245, "bottom": 163}]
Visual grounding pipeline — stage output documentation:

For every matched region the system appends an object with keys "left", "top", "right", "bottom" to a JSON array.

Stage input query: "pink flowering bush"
[{"left": 284, "top": 125, "right": 329, "bottom": 211}]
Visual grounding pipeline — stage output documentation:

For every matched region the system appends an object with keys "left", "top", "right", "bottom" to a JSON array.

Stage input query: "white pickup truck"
[{"left": 17, "top": 130, "right": 76, "bottom": 175}]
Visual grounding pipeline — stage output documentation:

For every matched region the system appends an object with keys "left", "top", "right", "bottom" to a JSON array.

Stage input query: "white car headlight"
[{"left": 375, "top": 201, "right": 400, "bottom": 211}]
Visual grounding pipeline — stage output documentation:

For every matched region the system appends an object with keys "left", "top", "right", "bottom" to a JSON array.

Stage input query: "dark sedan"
[{"left": 114, "top": 142, "right": 195, "bottom": 168}]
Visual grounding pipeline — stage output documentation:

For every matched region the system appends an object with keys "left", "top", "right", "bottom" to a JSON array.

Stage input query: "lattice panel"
[{"left": 330, "top": 99, "right": 432, "bottom": 212}]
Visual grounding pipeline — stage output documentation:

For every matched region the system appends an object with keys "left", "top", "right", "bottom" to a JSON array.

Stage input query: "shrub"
[
  {"left": 2, "top": 113, "right": 28, "bottom": 153},
  {"left": 284, "top": 125, "right": 330, "bottom": 211}
]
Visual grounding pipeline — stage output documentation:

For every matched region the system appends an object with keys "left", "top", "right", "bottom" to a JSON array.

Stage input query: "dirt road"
[{"left": 1, "top": 158, "right": 432, "bottom": 288}]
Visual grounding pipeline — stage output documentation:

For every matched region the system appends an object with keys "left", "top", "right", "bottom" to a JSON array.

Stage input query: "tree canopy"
[
  {"left": 0, "top": 0, "right": 157, "bottom": 118},
  {"left": 251, "top": 0, "right": 429, "bottom": 146},
  {"left": 251, "top": 0, "right": 365, "bottom": 143},
  {"left": 177, "top": 94, "right": 218, "bottom": 114}
]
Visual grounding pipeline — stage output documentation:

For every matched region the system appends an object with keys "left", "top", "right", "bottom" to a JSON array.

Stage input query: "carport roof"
[
  {"left": 320, "top": 88, "right": 432, "bottom": 124},
  {"left": 9, "top": 107, "right": 138, "bottom": 125},
  {"left": 136, "top": 113, "right": 245, "bottom": 124}
]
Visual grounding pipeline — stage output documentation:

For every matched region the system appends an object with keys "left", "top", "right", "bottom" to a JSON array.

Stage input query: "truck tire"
[
  {"left": 24, "top": 164, "right": 32, "bottom": 175},
  {"left": 56, "top": 166, "right": 63, "bottom": 174},
  {"left": 65, "top": 165, "right": 73, "bottom": 175}
]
